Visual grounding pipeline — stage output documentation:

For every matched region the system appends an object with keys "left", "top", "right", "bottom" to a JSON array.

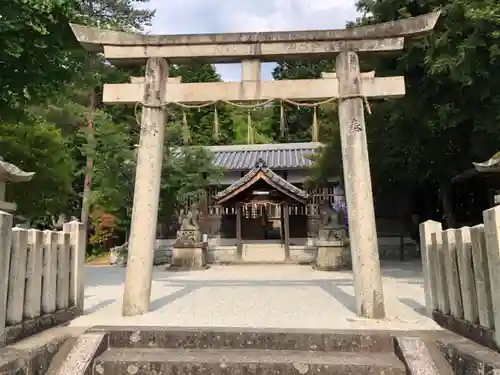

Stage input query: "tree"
[
  {"left": 91, "top": 118, "right": 222, "bottom": 241},
  {"left": 350, "top": 0, "right": 500, "bottom": 226},
  {"left": 159, "top": 141, "right": 223, "bottom": 222},
  {"left": 168, "top": 64, "right": 237, "bottom": 146},
  {"left": 272, "top": 61, "right": 336, "bottom": 143},
  {"left": 88, "top": 114, "right": 136, "bottom": 232},
  {"left": 272, "top": 61, "right": 343, "bottom": 189},
  {"left": 0, "top": 0, "right": 85, "bottom": 120},
  {"left": 0, "top": 119, "right": 75, "bottom": 223},
  {"left": 79, "top": 0, "right": 154, "bottom": 31},
  {"left": 67, "top": 0, "right": 155, "bottom": 228},
  {"left": 231, "top": 106, "right": 276, "bottom": 145}
]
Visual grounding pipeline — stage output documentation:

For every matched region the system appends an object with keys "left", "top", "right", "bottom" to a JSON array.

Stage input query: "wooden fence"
[
  {"left": 0, "top": 211, "right": 85, "bottom": 346},
  {"left": 419, "top": 205, "right": 500, "bottom": 350}
]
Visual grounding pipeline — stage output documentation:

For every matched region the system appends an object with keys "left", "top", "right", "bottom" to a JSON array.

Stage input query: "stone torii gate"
[{"left": 70, "top": 12, "right": 440, "bottom": 319}]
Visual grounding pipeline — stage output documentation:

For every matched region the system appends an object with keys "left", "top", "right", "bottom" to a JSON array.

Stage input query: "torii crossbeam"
[{"left": 70, "top": 11, "right": 440, "bottom": 319}]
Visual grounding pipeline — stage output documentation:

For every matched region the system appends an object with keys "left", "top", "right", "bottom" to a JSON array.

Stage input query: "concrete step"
[
  {"left": 243, "top": 244, "right": 286, "bottom": 262},
  {"left": 420, "top": 338, "right": 454, "bottom": 375},
  {"left": 244, "top": 244, "right": 284, "bottom": 249},
  {"left": 225, "top": 260, "right": 309, "bottom": 265},
  {"left": 93, "top": 347, "right": 407, "bottom": 375},
  {"left": 395, "top": 336, "right": 453, "bottom": 375},
  {"left": 93, "top": 327, "right": 395, "bottom": 352},
  {"left": 44, "top": 336, "right": 79, "bottom": 375}
]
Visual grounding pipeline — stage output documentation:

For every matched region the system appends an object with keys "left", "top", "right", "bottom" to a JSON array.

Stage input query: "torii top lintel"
[{"left": 70, "top": 11, "right": 440, "bottom": 64}]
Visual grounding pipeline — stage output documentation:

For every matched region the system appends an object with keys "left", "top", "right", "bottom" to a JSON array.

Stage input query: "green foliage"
[
  {"left": 91, "top": 118, "right": 222, "bottom": 230},
  {"left": 292, "top": 0, "right": 500, "bottom": 201},
  {"left": 272, "top": 61, "right": 337, "bottom": 143},
  {"left": 0, "top": 0, "right": 84, "bottom": 118},
  {"left": 305, "top": 112, "right": 342, "bottom": 188},
  {"left": 352, "top": 0, "right": 500, "bottom": 186},
  {"left": 231, "top": 107, "right": 275, "bottom": 145},
  {"left": 159, "top": 142, "right": 223, "bottom": 221},
  {"left": 6, "top": 0, "right": 500, "bottom": 233},
  {"left": 272, "top": 61, "right": 342, "bottom": 186},
  {"left": 78, "top": 0, "right": 155, "bottom": 31},
  {"left": 167, "top": 64, "right": 237, "bottom": 146},
  {"left": 0, "top": 119, "right": 75, "bottom": 222},
  {"left": 86, "top": 114, "right": 136, "bottom": 225}
]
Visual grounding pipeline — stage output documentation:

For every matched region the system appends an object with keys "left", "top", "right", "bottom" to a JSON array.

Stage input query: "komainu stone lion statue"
[
  {"left": 318, "top": 201, "right": 345, "bottom": 241},
  {"left": 175, "top": 204, "right": 201, "bottom": 245}
]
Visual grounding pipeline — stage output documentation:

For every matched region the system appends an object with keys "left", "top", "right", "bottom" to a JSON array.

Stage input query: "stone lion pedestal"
[
  {"left": 315, "top": 236, "right": 351, "bottom": 271},
  {"left": 314, "top": 223, "right": 351, "bottom": 271},
  {"left": 314, "top": 203, "right": 351, "bottom": 271},
  {"left": 169, "top": 230, "right": 207, "bottom": 271}
]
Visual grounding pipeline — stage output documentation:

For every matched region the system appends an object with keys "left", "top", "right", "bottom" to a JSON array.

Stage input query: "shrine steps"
[
  {"left": 219, "top": 260, "right": 310, "bottom": 265},
  {"left": 211, "top": 243, "right": 316, "bottom": 264},
  {"left": 242, "top": 242, "right": 286, "bottom": 263},
  {"left": 94, "top": 347, "right": 405, "bottom": 374},
  {"left": 44, "top": 327, "right": 455, "bottom": 375}
]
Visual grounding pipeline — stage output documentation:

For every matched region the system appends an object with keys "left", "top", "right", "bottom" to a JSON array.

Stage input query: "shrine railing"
[
  {"left": 0, "top": 211, "right": 86, "bottom": 346},
  {"left": 420, "top": 205, "right": 500, "bottom": 351}
]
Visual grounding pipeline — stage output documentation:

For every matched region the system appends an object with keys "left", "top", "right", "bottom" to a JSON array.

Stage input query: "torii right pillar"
[{"left": 336, "top": 51, "right": 385, "bottom": 318}]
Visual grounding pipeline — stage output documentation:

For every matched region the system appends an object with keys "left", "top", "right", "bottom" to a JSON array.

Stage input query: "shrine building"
[
  {"left": 203, "top": 142, "right": 335, "bottom": 263},
  {"left": 156, "top": 142, "right": 418, "bottom": 264}
]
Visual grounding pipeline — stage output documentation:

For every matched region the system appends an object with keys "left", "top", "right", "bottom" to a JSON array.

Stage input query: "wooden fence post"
[
  {"left": 0, "top": 211, "right": 13, "bottom": 344},
  {"left": 470, "top": 224, "right": 494, "bottom": 329},
  {"left": 431, "top": 231, "right": 450, "bottom": 314},
  {"left": 24, "top": 230, "right": 43, "bottom": 319},
  {"left": 42, "top": 230, "right": 58, "bottom": 314},
  {"left": 63, "top": 221, "right": 86, "bottom": 314},
  {"left": 7, "top": 228, "right": 28, "bottom": 325},
  {"left": 482, "top": 206, "right": 500, "bottom": 345},
  {"left": 56, "top": 232, "right": 70, "bottom": 310},
  {"left": 455, "top": 227, "right": 479, "bottom": 323},
  {"left": 419, "top": 220, "right": 442, "bottom": 316},
  {"left": 442, "top": 229, "right": 464, "bottom": 319}
]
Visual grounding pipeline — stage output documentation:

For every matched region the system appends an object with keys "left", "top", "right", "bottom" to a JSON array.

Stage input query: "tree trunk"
[
  {"left": 439, "top": 179, "right": 457, "bottom": 229},
  {"left": 80, "top": 88, "right": 96, "bottom": 232}
]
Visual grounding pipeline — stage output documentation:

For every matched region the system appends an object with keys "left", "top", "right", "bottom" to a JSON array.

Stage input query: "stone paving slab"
[
  {"left": 98, "top": 347, "right": 405, "bottom": 365},
  {"left": 71, "top": 261, "right": 442, "bottom": 331}
]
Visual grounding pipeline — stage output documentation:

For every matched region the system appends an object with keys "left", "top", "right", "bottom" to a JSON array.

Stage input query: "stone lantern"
[
  {"left": 0, "top": 157, "right": 35, "bottom": 212},
  {"left": 473, "top": 152, "right": 500, "bottom": 205}
]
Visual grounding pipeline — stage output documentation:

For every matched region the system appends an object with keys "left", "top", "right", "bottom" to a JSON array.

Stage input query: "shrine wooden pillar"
[
  {"left": 283, "top": 202, "right": 290, "bottom": 259},
  {"left": 236, "top": 203, "right": 243, "bottom": 259}
]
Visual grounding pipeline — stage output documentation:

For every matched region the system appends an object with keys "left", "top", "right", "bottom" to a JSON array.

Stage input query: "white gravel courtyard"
[{"left": 70, "top": 261, "right": 442, "bottom": 331}]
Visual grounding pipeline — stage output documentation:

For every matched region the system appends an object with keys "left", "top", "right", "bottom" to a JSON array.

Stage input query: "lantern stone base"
[{"left": 314, "top": 240, "right": 351, "bottom": 271}]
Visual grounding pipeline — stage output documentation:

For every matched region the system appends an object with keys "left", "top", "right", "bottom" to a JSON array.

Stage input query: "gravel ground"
[{"left": 70, "top": 261, "right": 442, "bottom": 331}]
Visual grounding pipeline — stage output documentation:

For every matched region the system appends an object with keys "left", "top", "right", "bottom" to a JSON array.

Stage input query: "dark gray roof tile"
[
  {"left": 215, "top": 158, "right": 310, "bottom": 203},
  {"left": 207, "top": 142, "right": 322, "bottom": 170}
]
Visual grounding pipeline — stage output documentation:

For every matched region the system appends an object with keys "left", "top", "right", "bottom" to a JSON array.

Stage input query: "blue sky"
[{"left": 145, "top": 0, "right": 360, "bottom": 81}]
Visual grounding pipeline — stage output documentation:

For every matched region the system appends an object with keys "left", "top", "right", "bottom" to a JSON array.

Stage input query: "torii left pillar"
[
  {"left": 122, "top": 57, "right": 169, "bottom": 316},
  {"left": 336, "top": 51, "right": 385, "bottom": 319}
]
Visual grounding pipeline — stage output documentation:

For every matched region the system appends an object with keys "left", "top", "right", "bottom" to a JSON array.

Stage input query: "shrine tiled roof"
[
  {"left": 206, "top": 142, "right": 322, "bottom": 171},
  {"left": 215, "top": 158, "right": 310, "bottom": 204}
]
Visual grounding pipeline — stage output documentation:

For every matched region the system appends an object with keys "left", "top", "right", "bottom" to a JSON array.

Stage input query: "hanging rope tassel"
[
  {"left": 247, "top": 110, "right": 254, "bottom": 144},
  {"left": 312, "top": 106, "right": 319, "bottom": 142},
  {"left": 280, "top": 100, "right": 285, "bottom": 138},
  {"left": 363, "top": 96, "right": 372, "bottom": 115},
  {"left": 213, "top": 105, "right": 220, "bottom": 141},
  {"left": 182, "top": 109, "right": 190, "bottom": 145}
]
